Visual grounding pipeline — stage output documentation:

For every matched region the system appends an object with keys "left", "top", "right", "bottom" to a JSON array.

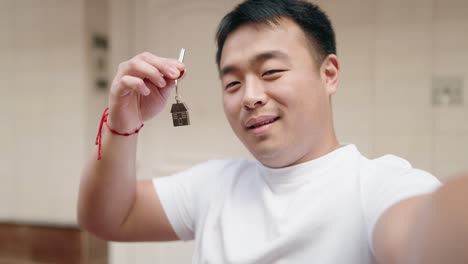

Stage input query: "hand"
[{"left": 107, "top": 52, "right": 185, "bottom": 132}]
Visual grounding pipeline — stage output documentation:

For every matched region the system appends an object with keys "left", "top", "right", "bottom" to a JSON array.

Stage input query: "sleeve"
[
  {"left": 360, "top": 155, "right": 442, "bottom": 253},
  {"left": 152, "top": 159, "right": 231, "bottom": 241}
]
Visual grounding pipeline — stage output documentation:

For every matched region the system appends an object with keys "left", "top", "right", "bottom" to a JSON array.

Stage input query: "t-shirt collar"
[{"left": 256, "top": 144, "right": 358, "bottom": 193}]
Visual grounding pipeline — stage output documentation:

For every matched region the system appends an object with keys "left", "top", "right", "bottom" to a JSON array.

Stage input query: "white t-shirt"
[{"left": 153, "top": 145, "right": 441, "bottom": 264}]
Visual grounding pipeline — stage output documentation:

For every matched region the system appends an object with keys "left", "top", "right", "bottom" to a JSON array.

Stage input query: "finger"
[
  {"left": 161, "top": 67, "right": 186, "bottom": 84},
  {"left": 144, "top": 79, "right": 173, "bottom": 102},
  {"left": 122, "top": 59, "right": 167, "bottom": 88},
  {"left": 117, "top": 75, "right": 151, "bottom": 97},
  {"left": 179, "top": 68, "right": 187, "bottom": 80},
  {"left": 138, "top": 52, "right": 186, "bottom": 80}
]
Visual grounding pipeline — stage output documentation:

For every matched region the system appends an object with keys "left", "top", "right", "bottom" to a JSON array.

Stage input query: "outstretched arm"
[{"left": 373, "top": 173, "right": 468, "bottom": 264}]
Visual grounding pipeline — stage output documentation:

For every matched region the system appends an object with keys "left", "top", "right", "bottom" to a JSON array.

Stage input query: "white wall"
[
  {"left": 325, "top": 0, "right": 468, "bottom": 180},
  {"left": 431, "top": 0, "right": 468, "bottom": 179},
  {"left": 0, "top": 0, "right": 87, "bottom": 224},
  {"left": 84, "top": 0, "right": 111, "bottom": 146}
]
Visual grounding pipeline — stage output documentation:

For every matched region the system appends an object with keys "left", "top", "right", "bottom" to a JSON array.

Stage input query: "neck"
[{"left": 291, "top": 133, "right": 341, "bottom": 167}]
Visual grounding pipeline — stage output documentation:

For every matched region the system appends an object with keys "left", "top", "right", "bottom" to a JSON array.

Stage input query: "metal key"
[{"left": 170, "top": 48, "right": 190, "bottom": 127}]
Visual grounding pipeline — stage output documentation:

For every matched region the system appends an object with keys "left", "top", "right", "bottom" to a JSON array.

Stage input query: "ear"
[{"left": 320, "top": 54, "right": 339, "bottom": 95}]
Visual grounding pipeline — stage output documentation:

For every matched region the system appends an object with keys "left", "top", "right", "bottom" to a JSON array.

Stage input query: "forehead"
[{"left": 219, "top": 18, "right": 312, "bottom": 68}]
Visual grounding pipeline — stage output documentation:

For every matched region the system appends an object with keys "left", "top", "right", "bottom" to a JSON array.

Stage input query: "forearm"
[
  {"left": 402, "top": 173, "right": 468, "bottom": 264},
  {"left": 77, "top": 128, "right": 139, "bottom": 237}
]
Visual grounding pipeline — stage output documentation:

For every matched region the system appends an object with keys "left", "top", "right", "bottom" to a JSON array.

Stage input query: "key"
[{"left": 170, "top": 48, "right": 190, "bottom": 127}]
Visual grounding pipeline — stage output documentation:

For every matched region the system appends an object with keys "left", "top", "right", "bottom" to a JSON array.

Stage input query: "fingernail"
[
  {"left": 169, "top": 67, "right": 179, "bottom": 78},
  {"left": 158, "top": 77, "right": 166, "bottom": 87}
]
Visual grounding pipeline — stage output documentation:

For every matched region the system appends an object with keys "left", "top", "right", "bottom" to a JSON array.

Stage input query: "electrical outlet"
[{"left": 432, "top": 76, "right": 464, "bottom": 106}]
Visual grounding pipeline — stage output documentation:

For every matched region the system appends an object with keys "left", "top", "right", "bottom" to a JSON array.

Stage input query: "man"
[{"left": 78, "top": 0, "right": 467, "bottom": 263}]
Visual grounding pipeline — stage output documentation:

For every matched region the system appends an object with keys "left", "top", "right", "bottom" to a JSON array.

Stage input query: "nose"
[{"left": 242, "top": 78, "right": 268, "bottom": 110}]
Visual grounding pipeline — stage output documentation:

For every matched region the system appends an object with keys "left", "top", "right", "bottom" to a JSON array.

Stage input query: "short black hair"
[{"left": 215, "top": 0, "right": 336, "bottom": 68}]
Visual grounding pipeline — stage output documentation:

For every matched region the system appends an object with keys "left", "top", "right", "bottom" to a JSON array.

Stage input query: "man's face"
[{"left": 219, "top": 18, "right": 338, "bottom": 168}]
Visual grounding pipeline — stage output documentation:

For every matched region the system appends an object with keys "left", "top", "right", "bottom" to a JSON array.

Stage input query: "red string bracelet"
[{"left": 95, "top": 107, "right": 144, "bottom": 160}]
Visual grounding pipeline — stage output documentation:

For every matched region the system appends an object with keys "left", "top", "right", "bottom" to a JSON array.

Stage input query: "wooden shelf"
[{"left": 0, "top": 223, "right": 107, "bottom": 264}]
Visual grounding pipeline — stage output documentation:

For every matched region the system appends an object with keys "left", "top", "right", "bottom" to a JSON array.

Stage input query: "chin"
[
  {"left": 249, "top": 145, "right": 293, "bottom": 168},
  {"left": 257, "top": 155, "right": 293, "bottom": 168}
]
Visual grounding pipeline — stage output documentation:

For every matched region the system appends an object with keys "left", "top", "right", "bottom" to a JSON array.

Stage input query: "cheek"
[
  {"left": 223, "top": 95, "right": 240, "bottom": 122},
  {"left": 276, "top": 79, "right": 325, "bottom": 123}
]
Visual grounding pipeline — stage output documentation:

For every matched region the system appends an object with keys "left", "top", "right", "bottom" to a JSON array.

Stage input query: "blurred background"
[{"left": 0, "top": 0, "right": 467, "bottom": 263}]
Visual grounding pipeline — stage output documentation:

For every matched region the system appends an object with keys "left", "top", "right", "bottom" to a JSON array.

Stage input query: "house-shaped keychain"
[{"left": 171, "top": 101, "right": 190, "bottom": 126}]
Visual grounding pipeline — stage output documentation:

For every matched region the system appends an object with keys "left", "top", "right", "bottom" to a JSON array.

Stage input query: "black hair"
[{"left": 215, "top": 0, "right": 336, "bottom": 67}]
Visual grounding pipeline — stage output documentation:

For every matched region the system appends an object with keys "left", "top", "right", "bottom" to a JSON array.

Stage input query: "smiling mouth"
[{"left": 247, "top": 117, "right": 280, "bottom": 129}]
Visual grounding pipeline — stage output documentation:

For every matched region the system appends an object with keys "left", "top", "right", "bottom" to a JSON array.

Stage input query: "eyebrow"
[{"left": 219, "top": 50, "right": 290, "bottom": 78}]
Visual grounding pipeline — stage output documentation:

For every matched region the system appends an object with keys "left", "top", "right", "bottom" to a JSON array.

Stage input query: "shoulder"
[
  {"left": 162, "top": 158, "right": 257, "bottom": 188},
  {"left": 357, "top": 153, "right": 441, "bottom": 254},
  {"left": 359, "top": 154, "right": 439, "bottom": 187},
  {"left": 358, "top": 153, "right": 441, "bottom": 226},
  {"left": 361, "top": 154, "right": 411, "bottom": 175},
  {"left": 152, "top": 157, "right": 258, "bottom": 215}
]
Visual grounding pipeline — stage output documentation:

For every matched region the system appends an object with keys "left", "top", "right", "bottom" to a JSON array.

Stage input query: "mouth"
[{"left": 245, "top": 116, "right": 280, "bottom": 130}]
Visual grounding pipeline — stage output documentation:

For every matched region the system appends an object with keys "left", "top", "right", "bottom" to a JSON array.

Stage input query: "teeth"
[{"left": 251, "top": 118, "right": 275, "bottom": 128}]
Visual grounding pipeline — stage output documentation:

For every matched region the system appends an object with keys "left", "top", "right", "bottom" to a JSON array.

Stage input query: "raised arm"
[
  {"left": 373, "top": 173, "right": 468, "bottom": 264},
  {"left": 77, "top": 52, "right": 185, "bottom": 241}
]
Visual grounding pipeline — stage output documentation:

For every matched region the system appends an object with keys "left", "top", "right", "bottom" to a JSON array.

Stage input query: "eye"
[
  {"left": 262, "top": 69, "right": 285, "bottom": 78},
  {"left": 225, "top": 81, "right": 240, "bottom": 90}
]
